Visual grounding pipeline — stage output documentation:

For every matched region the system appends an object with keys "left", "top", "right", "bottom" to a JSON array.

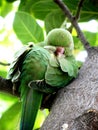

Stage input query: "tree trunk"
[{"left": 40, "top": 47, "right": 98, "bottom": 130}]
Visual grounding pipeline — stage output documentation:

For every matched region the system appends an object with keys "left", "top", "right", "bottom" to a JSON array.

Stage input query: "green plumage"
[
  {"left": 44, "top": 28, "right": 78, "bottom": 87},
  {"left": 19, "top": 45, "right": 51, "bottom": 130},
  {"left": 7, "top": 29, "right": 79, "bottom": 130},
  {"left": 7, "top": 44, "right": 51, "bottom": 130},
  {"left": 45, "top": 28, "right": 74, "bottom": 56},
  {"left": 45, "top": 52, "right": 78, "bottom": 87}
]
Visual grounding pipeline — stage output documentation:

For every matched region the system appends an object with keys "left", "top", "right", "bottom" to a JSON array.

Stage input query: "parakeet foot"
[{"left": 28, "top": 80, "right": 57, "bottom": 94}]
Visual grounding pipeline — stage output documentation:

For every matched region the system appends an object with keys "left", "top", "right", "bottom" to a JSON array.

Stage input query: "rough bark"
[
  {"left": 40, "top": 47, "right": 98, "bottom": 130},
  {"left": 0, "top": 76, "right": 19, "bottom": 97}
]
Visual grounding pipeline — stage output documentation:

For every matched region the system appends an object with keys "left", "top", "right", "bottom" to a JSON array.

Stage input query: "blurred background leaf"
[
  {"left": 0, "top": 0, "right": 13, "bottom": 17},
  {"left": 13, "top": 11, "right": 44, "bottom": 44},
  {"left": 0, "top": 102, "right": 21, "bottom": 130},
  {"left": 45, "top": 10, "right": 65, "bottom": 33},
  {"left": 0, "top": 93, "right": 20, "bottom": 130}
]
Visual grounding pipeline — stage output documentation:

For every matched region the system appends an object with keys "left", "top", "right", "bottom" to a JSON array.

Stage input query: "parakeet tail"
[{"left": 20, "top": 88, "right": 43, "bottom": 130}]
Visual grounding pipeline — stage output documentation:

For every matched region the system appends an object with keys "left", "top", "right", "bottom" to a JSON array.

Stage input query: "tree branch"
[
  {"left": 0, "top": 62, "right": 10, "bottom": 66},
  {"left": 0, "top": 76, "right": 19, "bottom": 97},
  {"left": 69, "top": 0, "right": 85, "bottom": 32},
  {"left": 41, "top": 47, "right": 98, "bottom": 130},
  {"left": 54, "top": 0, "right": 90, "bottom": 51},
  {"left": 75, "top": 0, "right": 85, "bottom": 20},
  {"left": 69, "top": 109, "right": 98, "bottom": 130}
]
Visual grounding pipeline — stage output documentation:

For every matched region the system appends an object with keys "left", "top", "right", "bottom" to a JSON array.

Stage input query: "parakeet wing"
[
  {"left": 45, "top": 55, "right": 73, "bottom": 88},
  {"left": 7, "top": 44, "right": 33, "bottom": 82},
  {"left": 58, "top": 56, "right": 78, "bottom": 78},
  {"left": 45, "top": 64, "right": 73, "bottom": 88},
  {"left": 49, "top": 54, "right": 59, "bottom": 67}
]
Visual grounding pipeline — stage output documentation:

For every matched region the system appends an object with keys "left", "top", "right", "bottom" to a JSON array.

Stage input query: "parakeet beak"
[
  {"left": 55, "top": 47, "right": 65, "bottom": 56},
  {"left": 44, "top": 46, "right": 65, "bottom": 56}
]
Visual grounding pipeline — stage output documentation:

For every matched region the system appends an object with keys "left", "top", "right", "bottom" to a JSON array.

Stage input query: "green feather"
[
  {"left": 7, "top": 44, "right": 51, "bottom": 130},
  {"left": 20, "top": 88, "right": 43, "bottom": 130},
  {"left": 58, "top": 56, "right": 78, "bottom": 78},
  {"left": 7, "top": 39, "right": 79, "bottom": 130},
  {"left": 19, "top": 46, "right": 50, "bottom": 130},
  {"left": 45, "top": 64, "right": 73, "bottom": 87},
  {"left": 45, "top": 54, "right": 77, "bottom": 88}
]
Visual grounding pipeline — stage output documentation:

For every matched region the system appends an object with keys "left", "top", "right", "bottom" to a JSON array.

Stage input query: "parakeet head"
[{"left": 45, "top": 28, "right": 74, "bottom": 56}]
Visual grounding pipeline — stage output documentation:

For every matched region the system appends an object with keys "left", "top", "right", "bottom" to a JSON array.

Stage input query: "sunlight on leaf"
[
  {"left": 13, "top": 11, "right": 44, "bottom": 44},
  {"left": 45, "top": 10, "right": 65, "bottom": 33},
  {"left": 34, "top": 109, "right": 49, "bottom": 129},
  {"left": 0, "top": 102, "right": 21, "bottom": 130}
]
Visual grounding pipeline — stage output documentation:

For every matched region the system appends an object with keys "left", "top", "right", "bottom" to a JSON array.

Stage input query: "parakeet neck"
[{"left": 55, "top": 47, "right": 65, "bottom": 56}]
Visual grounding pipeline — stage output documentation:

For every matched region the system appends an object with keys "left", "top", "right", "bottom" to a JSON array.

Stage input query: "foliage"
[
  {"left": 0, "top": 0, "right": 98, "bottom": 129},
  {"left": 13, "top": 11, "right": 44, "bottom": 44}
]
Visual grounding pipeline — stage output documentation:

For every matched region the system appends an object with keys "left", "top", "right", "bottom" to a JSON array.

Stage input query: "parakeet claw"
[
  {"left": 36, "top": 79, "right": 45, "bottom": 86},
  {"left": 28, "top": 80, "right": 57, "bottom": 94},
  {"left": 28, "top": 79, "right": 43, "bottom": 89},
  {"left": 28, "top": 79, "right": 44, "bottom": 88}
]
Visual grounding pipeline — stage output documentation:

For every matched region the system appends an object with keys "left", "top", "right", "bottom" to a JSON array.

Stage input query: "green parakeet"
[
  {"left": 43, "top": 28, "right": 78, "bottom": 88},
  {"left": 7, "top": 28, "right": 79, "bottom": 130},
  {"left": 45, "top": 50, "right": 78, "bottom": 87},
  {"left": 7, "top": 43, "right": 56, "bottom": 130},
  {"left": 30, "top": 28, "right": 78, "bottom": 89}
]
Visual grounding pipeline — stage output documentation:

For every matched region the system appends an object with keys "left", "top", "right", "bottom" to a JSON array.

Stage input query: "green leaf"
[
  {"left": 0, "top": 64, "right": 8, "bottom": 78},
  {"left": 30, "top": 0, "right": 98, "bottom": 21},
  {"left": 0, "top": 0, "right": 13, "bottom": 17},
  {"left": 73, "top": 31, "right": 98, "bottom": 52},
  {"left": 13, "top": 11, "right": 44, "bottom": 44},
  {"left": 31, "top": 0, "right": 58, "bottom": 20},
  {"left": 15, "top": 0, "right": 98, "bottom": 23},
  {"left": 73, "top": 36, "right": 84, "bottom": 51},
  {"left": 6, "top": 0, "right": 17, "bottom": 2},
  {"left": 80, "top": 0, "right": 98, "bottom": 21},
  {"left": 18, "top": 0, "right": 40, "bottom": 12},
  {"left": 0, "top": 92, "right": 18, "bottom": 103},
  {"left": 63, "top": 0, "right": 98, "bottom": 21},
  {"left": 34, "top": 109, "right": 49, "bottom": 129},
  {"left": 83, "top": 31, "right": 98, "bottom": 46},
  {"left": 0, "top": 70, "right": 7, "bottom": 78},
  {"left": 0, "top": 102, "right": 21, "bottom": 130},
  {"left": 45, "top": 10, "right": 65, "bottom": 33}
]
